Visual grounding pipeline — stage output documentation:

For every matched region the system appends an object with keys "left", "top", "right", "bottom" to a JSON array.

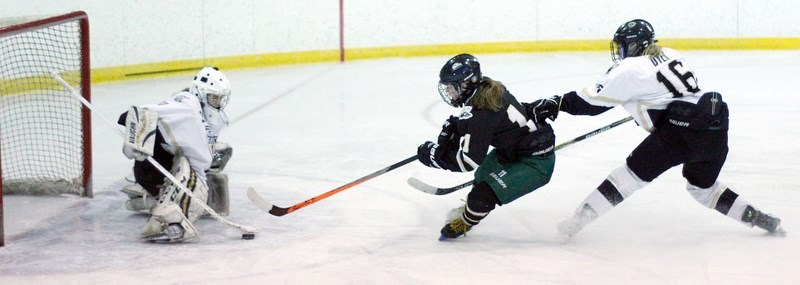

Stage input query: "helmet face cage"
[
  {"left": 206, "top": 92, "right": 230, "bottom": 109},
  {"left": 438, "top": 82, "right": 460, "bottom": 106},
  {"left": 438, "top": 54, "right": 482, "bottom": 107},
  {"left": 610, "top": 19, "right": 655, "bottom": 62}
]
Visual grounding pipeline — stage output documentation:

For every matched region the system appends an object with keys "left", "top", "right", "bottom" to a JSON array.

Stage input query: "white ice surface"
[{"left": 2, "top": 51, "right": 799, "bottom": 285}]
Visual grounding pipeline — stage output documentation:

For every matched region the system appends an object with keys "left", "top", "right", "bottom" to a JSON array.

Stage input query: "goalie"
[{"left": 117, "top": 66, "right": 234, "bottom": 243}]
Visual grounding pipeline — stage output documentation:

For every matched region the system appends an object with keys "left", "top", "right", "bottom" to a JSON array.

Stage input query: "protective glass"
[{"left": 610, "top": 40, "right": 626, "bottom": 62}]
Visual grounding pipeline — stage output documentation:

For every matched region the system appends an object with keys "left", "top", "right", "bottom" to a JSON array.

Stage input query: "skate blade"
[
  {"left": 141, "top": 233, "right": 194, "bottom": 243},
  {"left": 142, "top": 235, "right": 181, "bottom": 244},
  {"left": 768, "top": 227, "right": 787, "bottom": 237}
]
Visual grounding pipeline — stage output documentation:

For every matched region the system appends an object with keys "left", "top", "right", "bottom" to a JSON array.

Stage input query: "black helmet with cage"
[
  {"left": 611, "top": 19, "right": 656, "bottom": 62},
  {"left": 438, "top": 53, "right": 482, "bottom": 107}
]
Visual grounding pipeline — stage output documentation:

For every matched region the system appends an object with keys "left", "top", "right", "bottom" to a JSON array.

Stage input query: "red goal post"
[{"left": 0, "top": 11, "right": 92, "bottom": 247}]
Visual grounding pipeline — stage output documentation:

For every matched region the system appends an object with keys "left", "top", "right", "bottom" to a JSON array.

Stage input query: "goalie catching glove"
[{"left": 122, "top": 106, "right": 158, "bottom": 161}]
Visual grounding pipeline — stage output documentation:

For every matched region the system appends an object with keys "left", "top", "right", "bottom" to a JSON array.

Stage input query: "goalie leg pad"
[
  {"left": 123, "top": 106, "right": 159, "bottom": 161},
  {"left": 141, "top": 155, "right": 207, "bottom": 243},
  {"left": 206, "top": 170, "right": 230, "bottom": 216},
  {"left": 161, "top": 155, "right": 209, "bottom": 223},
  {"left": 121, "top": 183, "right": 158, "bottom": 213},
  {"left": 121, "top": 183, "right": 148, "bottom": 198}
]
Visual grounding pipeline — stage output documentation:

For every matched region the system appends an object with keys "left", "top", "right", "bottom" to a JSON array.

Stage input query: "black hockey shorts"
[{"left": 626, "top": 123, "right": 728, "bottom": 189}]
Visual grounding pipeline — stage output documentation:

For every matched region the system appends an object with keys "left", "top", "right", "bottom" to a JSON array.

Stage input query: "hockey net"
[{"left": 0, "top": 11, "right": 92, "bottom": 246}]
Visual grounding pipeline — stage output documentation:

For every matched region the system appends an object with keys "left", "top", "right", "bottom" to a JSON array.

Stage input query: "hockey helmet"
[
  {"left": 438, "top": 54, "right": 482, "bottom": 107},
  {"left": 611, "top": 19, "right": 656, "bottom": 62}
]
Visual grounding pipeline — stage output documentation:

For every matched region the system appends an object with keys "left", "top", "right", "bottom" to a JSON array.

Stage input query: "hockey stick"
[
  {"left": 408, "top": 116, "right": 634, "bottom": 195},
  {"left": 50, "top": 72, "right": 258, "bottom": 236},
  {"left": 247, "top": 155, "right": 418, "bottom": 216}
]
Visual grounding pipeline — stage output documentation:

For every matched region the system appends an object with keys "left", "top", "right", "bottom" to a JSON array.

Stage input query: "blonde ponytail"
[{"left": 471, "top": 78, "right": 505, "bottom": 111}]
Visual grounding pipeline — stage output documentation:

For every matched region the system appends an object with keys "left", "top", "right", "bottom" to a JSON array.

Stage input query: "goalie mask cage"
[{"left": 0, "top": 11, "right": 92, "bottom": 247}]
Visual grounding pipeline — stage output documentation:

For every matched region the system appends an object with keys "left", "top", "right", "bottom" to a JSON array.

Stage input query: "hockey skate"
[
  {"left": 141, "top": 201, "right": 199, "bottom": 243},
  {"left": 121, "top": 183, "right": 158, "bottom": 213},
  {"left": 440, "top": 217, "right": 472, "bottom": 240},
  {"left": 742, "top": 206, "right": 786, "bottom": 236},
  {"left": 557, "top": 204, "right": 598, "bottom": 238},
  {"left": 439, "top": 206, "right": 472, "bottom": 240}
]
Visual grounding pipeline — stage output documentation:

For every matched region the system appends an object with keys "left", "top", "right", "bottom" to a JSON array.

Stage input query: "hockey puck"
[{"left": 242, "top": 233, "right": 255, "bottom": 240}]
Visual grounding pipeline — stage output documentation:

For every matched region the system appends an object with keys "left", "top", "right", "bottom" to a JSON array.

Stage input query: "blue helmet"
[
  {"left": 611, "top": 19, "right": 655, "bottom": 62},
  {"left": 438, "top": 54, "right": 482, "bottom": 107}
]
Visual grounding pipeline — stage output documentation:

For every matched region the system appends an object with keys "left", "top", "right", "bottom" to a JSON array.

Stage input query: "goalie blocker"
[{"left": 123, "top": 106, "right": 157, "bottom": 161}]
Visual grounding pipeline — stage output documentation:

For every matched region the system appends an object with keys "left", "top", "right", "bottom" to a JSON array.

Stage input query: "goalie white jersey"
[
  {"left": 141, "top": 91, "right": 214, "bottom": 178},
  {"left": 574, "top": 47, "right": 704, "bottom": 132}
]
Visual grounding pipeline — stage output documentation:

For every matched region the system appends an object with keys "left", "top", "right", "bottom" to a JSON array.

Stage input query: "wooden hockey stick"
[
  {"left": 247, "top": 155, "right": 418, "bottom": 216},
  {"left": 408, "top": 116, "right": 634, "bottom": 195},
  {"left": 51, "top": 72, "right": 258, "bottom": 235}
]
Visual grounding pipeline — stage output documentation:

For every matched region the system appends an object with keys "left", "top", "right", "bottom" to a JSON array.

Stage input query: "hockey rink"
[{"left": 2, "top": 51, "right": 799, "bottom": 284}]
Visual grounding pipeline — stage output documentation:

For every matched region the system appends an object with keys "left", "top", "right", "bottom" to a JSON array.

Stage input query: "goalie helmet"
[
  {"left": 438, "top": 54, "right": 482, "bottom": 107},
  {"left": 189, "top": 67, "right": 231, "bottom": 142},
  {"left": 610, "top": 19, "right": 655, "bottom": 62},
  {"left": 190, "top": 66, "right": 231, "bottom": 110}
]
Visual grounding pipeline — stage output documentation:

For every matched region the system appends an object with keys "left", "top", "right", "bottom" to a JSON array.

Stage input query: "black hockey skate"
[
  {"left": 439, "top": 217, "right": 472, "bottom": 240},
  {"left": 742, "top": 206, "right": 785, "bottom": 236}
]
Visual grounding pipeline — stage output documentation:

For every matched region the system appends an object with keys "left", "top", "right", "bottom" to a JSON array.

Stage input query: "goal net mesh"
[{"left": 1, "top": 13, "right": 91, "bottom": 196}]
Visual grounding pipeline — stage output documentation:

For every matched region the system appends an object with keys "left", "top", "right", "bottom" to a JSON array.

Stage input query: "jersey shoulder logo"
[{"left": 458, "top": 106, "right": 474, "bottom": 120}]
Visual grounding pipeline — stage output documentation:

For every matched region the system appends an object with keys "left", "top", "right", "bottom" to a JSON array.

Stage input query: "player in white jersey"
[
  {"left": 527, "top": 19, "right": 784, "bottom": 237},
  {"left": 118, "top": 66, "right": 233, "bottom": 242}
]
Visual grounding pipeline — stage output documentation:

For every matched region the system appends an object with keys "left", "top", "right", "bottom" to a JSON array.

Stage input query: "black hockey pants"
[{"left": 626, "top": 92, "right": 729, "bottom": 189}]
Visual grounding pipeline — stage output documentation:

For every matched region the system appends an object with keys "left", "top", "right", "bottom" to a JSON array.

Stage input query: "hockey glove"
[
  {"left": 528, "top": 95, "right": 561, "bottom": 125},
  {"left": 437, "top": 116, "right": 460, "bottom": 147},
  {"left": 417, "top": 141, "right": 447, "bottom": 169}
]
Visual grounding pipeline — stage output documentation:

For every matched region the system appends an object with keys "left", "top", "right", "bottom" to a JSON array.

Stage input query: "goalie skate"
[{"left": 142, "top": 223, "right": 194, "bottom": 243}]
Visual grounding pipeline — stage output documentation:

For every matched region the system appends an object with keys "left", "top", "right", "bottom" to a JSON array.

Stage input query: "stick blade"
[
  {"left": 407, "top": 177, "right": 441, "bottom": 195},
  {"left": 247, "top": 187, "right": 274, "bottom": 212},
  {"left": 246, "top": 187, "right": 289, "bottom": 216}
]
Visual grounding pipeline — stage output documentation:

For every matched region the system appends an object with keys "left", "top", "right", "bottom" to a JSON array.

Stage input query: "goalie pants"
[{"left": 132, "top": 130, "right": 174, "bottom": 197}]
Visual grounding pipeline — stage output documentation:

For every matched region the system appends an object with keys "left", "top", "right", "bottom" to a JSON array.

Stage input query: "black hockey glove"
[
  {"left": 437, "top": 116, "right": 460, "bottom": 147},
  {"left": 528, "top": 95, "right": 561, "bottom": 125},
  {"left": 417, "top": 141, "right": 447, "bottom": 169}
]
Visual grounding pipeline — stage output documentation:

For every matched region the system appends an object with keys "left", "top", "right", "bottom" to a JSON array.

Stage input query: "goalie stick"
[
  {"left": 51, "top": 72, "right": 258, "bottom": 236},
  {"left": 408, "top": 116, "right": 634, "bottom": 195},
  {"left": 247, "top": 155, "right": 418, "bottom": 216}
]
